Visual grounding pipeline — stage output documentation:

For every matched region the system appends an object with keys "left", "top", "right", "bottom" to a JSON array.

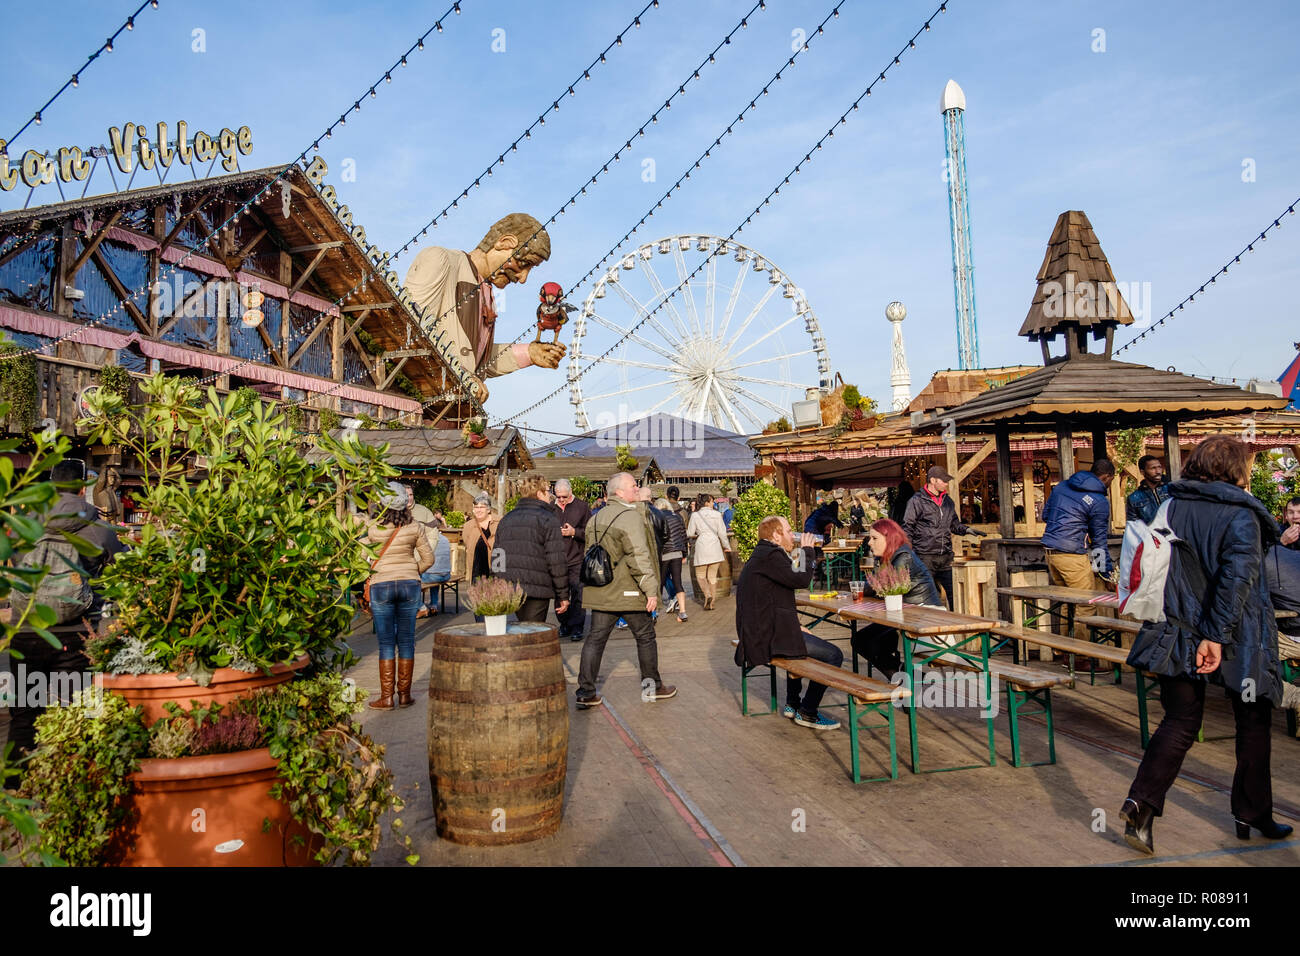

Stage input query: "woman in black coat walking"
[
  {"left": 851, "top": 518, "right": 942, "bottom": 677},
  {"left": 1121, "top": 436, "right": 1292, "bottom": 854}
]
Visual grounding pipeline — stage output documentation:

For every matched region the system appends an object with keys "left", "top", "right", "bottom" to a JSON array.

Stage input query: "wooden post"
[
  {"left": 945, "top": 433, "right": 960, "bottom": 523},
  {"left": 995, "top": 425, "right": 1014, "bottom": 540},
  {"left": 1164, "top": 419, "right": 1182, "bottom": 480},
  {"left": 54, "top": 222, "right": 75, "bottom": 319},
  {"left": 215, "top": 278, "right": 230, "bottom": 391},
  {"left": 1020, "top": 455, "right": 1038, "bottom": 536},
  {"left": 1057, "top": 425, "right": 1075, "bottom": 481},
  {"left": 1092, "top": 427, "right": 1107, "bottom": 462}
]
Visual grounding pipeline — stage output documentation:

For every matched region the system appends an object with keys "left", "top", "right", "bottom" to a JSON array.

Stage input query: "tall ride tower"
[{"left": 941, "top": 79, "right": 979, "bottom": 370}]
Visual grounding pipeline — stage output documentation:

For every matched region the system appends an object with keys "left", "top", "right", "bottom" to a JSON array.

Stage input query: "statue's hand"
[{"left": 527, "top": 341, "right": 567, "bottom": 370}]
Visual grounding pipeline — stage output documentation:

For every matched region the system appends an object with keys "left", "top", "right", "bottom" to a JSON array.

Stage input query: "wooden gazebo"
[{"left": 912, "top": 210, "right": 1287, "bottom": 598}]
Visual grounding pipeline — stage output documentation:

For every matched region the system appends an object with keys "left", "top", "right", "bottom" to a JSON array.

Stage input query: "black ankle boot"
[
  {"left": 1235, "top": 817, "right": 1294, "bottom": 840},
  {"left": 1121, "top": 798, "right": 1155, "bottom": 855}
]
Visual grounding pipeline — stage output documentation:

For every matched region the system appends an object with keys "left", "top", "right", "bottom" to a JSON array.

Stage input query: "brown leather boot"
[
  {"left": 369, "top": 659, "right": 396, "bottom": 710},
  {"left": 396, "top": 657, "right": 415, "bottom": 708}
]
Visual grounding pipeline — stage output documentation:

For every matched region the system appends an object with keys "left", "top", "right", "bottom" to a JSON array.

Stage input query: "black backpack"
[{"left": 581, "top": 508, "right": 632, "bottom": 587}]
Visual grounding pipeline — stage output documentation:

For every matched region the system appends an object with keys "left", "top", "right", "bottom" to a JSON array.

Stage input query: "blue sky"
[{"left": 4, "top": 0, "right": 1298, "bottom": 439}]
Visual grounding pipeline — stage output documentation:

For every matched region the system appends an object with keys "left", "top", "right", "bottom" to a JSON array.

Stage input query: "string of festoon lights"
[
  {"left": 193, "top": 0, "right": 668, "bottom": 404},
  {"left": 2, "top": 0, "right": 160, "bottom": 151},
  {"left": 505, "top": 0, "right": 849, "bottom": 348},
  {"left": 282, "top": 0, "right": 774, "bottom": 414},
  {"left": 496, "top": 0, "right": 952, "bottom": 425},
  {"left": 1115, "top": 194, "right": 1300, "bottom": 355},
  {"left": 0, "top": 3, "right": 464, "bottom": 363}
]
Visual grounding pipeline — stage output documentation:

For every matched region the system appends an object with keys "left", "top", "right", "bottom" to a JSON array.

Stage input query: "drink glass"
[{"left": 849, "top": 580, "right": 866, "bottom": 602}]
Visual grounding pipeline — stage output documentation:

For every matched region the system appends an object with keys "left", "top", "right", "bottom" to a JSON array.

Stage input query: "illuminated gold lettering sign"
[{"left": 0, "top": 122, "right": 253, "bottom": 192}]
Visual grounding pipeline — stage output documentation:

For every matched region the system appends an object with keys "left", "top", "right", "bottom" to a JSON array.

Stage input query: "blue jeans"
[
  {"left": 421, "top": 570, "right": 450, "bottom": 610},
  {"left": 370, "top": 579, "right": 421, "bottom": 660},
  {"left": 787, "top": 630, "right": 844, "bottom": 717}
]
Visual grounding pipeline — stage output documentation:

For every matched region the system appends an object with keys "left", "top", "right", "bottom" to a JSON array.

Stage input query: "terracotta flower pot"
[
  {"left": 467, "top": 433, "right": 488, "bottom": 449},
  {"left": 120, "top": 747, "right": 321, "bottom": 867},
  {"left": 100, "top": 655, "right": 310, "bottom": 726}
]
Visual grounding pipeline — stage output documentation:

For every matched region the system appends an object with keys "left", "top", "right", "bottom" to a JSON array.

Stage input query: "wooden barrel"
[{"left": 427, "top": 622, "right": 568, "bottom": 845}]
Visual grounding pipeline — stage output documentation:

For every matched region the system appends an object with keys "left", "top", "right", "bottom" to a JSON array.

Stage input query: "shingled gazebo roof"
[
  {"left": 1018, "top": 210, "right": 1135, "bottom": 347},
  {"left": 912, "top": 359, "right": 1287, "bottom": 433}
]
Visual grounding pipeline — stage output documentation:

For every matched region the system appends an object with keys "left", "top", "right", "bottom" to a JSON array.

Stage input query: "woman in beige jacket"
[
  {"left": 365, "top": 482, "right": 432, "bottom": 710},
  {"left": 687, "top": 493, "right": 731, "bottom": 610}
]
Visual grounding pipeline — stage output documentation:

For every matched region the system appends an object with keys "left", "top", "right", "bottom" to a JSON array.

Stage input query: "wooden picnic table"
[
  {"left": 995, "top": 585, "right": 1117, "bottom": 663},
  {"left": 836, "top": 599, "right": 1005, "bottom": 774},
  {"left": 818, "top": 541, "right": 865, "bottom": 589}
]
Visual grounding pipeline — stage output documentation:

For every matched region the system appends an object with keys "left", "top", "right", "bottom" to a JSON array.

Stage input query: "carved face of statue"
[{"left": 107, "top": 469, "right": 120, "bottom": 488}]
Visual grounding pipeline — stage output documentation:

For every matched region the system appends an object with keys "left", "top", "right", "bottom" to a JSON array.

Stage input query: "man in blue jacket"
[{"left": 1041, "top": 459, "right": 1116, "bottom": 600}]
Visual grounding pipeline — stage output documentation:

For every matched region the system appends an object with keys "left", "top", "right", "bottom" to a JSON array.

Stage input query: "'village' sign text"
[{"left": 0, "top": 121, "right": 253, "bottom": 191}]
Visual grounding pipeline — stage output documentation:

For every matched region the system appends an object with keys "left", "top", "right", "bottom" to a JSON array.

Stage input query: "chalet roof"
[
  {"left": 533, "top": 413, "right": 755, "bottom": 478},
  {"left": 905, "top": 365, "right": 1039, "bottom": 414},
  {"left": 912, "top": 359, "right": 1287, "bottom": 432},
  {"left": 1018, "top": 210, "right": 1135, "bottom": 340},
  {"left": 0, "top": 164, "right": 469, "bottom": 412},
  {"left": 310, "top": 426, "right": 530, "bottom": 472},
  {"left": 531, "top": 456, "right": 641, "bottom": 482}
]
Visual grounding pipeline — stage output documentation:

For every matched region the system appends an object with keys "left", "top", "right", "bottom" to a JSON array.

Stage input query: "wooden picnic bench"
[
  {"left": 929, "top": 635, "right": 1074, "bottom": 768},
  {"left": 419, "top": 574, "right": 462, "bottom": 615},
  {"left": 734, "top": 640, "right": 910, "bottom": 783}
]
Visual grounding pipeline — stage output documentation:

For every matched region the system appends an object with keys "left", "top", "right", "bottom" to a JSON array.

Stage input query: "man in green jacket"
[{"left": 576, "top": 472, "right": 676, "bottom": 708}]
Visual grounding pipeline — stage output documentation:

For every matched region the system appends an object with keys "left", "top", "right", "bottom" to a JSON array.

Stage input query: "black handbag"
[{"left": 581, "top": 509, "right": 631, "bottom": 587}]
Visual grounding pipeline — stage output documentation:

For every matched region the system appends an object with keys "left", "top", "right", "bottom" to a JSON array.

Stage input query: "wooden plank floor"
[{"left": 358, "top": 591, "right": 1300, "bottom": 867}]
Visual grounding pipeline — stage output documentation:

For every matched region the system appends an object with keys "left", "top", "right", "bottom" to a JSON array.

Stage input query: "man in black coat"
[
  {"left": 1125, "top": 455, "right": 1170, "bottom": 526},
  {"left": 553, "top": 478, "right": 591, "bottom": 641},
  {"left": 902, "top": 465, "right": 982, "bottom": 608},
  {"left": 734, "top": 514, "right": 843, "bottom": 730},
  {"left": 496, "top": 475, "right": 569, "bottom": 624}
]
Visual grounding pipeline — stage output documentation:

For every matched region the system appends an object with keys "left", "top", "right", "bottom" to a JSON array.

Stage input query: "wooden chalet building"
[{"left": 0, "top": 164, "right": 476, "bottom": 446}]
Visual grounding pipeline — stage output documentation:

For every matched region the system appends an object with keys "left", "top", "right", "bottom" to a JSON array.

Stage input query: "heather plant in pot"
[
  {"left": 866, "top": 563, "right": 912, "bottom": 612},
  {"left": 466, "top": 578, "right": 524, "bottom": 635}
]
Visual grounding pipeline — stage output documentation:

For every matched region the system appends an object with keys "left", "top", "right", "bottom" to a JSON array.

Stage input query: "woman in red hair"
[{"left": 853, "top": 518, "right": 942, "bottom": 677}]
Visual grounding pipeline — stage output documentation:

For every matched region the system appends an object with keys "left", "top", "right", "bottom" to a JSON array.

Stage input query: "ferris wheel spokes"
[
  {"left": 637, "top": 255, "right": 694, "bottom": 341},
  {"left": 717, "top": 256, "right": 749, "bottom": 343},
  {"left": 730, "top": 312, "right": 801, "bottom": 363},
  {"left": 723, "top": 281, "right": 782, "bottom": 354},
  {"left": 670, "top": 243, "right": 704, "bottom": 338},
  {"left": 607, "top": 279, "right": 681, "bottom": 348},
  {"left": 585, "top": 311, "right": 679, "bottom": 364},
  {"left": 724, "top": 350, "right": 814, "bottom": 372}
]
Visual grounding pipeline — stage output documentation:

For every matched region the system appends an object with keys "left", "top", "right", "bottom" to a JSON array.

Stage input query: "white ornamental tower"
[{"left": 886, "top": 301, "right": 911, "bottom": 411}]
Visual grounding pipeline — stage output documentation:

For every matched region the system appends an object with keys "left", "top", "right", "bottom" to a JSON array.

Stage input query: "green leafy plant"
[
  {"left": 731, "top": 482, "right": 791, "bottom": 561},
  {"left": 546, "top": 451, "right": 557, "bottom": 458},
  {"left": 286, "top": 404, "right": 305, "bottom": 434},
  {"left": 615, "top": 443, "right": 638, "bottom": 471},
  {"left": 569, "top": 476, "right": 600, "bottom": 503},
  {"left": 0, "top": 344, "right": 38, "bottom": 434},
  {"left": 319, "top": 407, "right": 341, "bottom": 434},
  {"left": 465, "top": 578, "right": 524, "bottom": 616},
  {"left": 12, "top": 690, "right": 150, "bottom": 866},
  {"left": 97, "top": 364, "right": 132, "bottom": 400},
  {"left": 0, "top": 391, "right": 96, "bottom": 865},
  {"left": 16, "top": 673, "right": 408, "bottom": 866},
  {"left": 77, "top": 373, "right": 398, "bottom": 683},
  {"left": 444, "top": 510, "right": 466, "bottom": 529},
  {"left": 866, "top": 562, "right": 912, "bottom": 597},
  {"left": 841, "top": 384, "right": 863, "bottom": 410},
  {"left": 413, "top": 480, "right": 452, "bottom": 515}
]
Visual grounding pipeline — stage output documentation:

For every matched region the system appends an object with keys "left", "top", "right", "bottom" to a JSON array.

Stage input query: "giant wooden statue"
[{"left": 405, "top": 214, "right": 566, "bottom": 400}]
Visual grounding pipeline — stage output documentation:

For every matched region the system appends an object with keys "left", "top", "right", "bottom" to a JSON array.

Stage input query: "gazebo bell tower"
[{"left": 1018, "top": 210, "right": 1135, "bottom": 364}]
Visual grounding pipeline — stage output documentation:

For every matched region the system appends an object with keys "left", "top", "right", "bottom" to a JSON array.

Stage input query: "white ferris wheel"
[{"left": 568, "top": 234, "right": 833, "bottom": 432}]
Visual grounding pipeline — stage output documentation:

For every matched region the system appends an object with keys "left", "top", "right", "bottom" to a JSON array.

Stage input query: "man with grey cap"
[{"left": 901, "top": 465, "right": 984, "bottom": 609}]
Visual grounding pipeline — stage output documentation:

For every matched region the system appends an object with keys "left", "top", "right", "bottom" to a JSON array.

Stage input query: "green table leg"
[
  {"left": 982, "top": 632, "right": 996, "bottom": 767},
  {"left": 905, "top": 634, "right": 920, "bottom": 773},
  {"left": 849, "top": 695, "right": 861, "bottom": 783}
]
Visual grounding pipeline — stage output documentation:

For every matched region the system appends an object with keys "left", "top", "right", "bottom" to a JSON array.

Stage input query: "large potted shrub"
[{"left": 13, "top": 374, "right": 411, "bottom": 866}]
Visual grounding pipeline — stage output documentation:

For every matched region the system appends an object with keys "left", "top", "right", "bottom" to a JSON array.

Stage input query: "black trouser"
[
  {"left": 5, "top": 629, "right": 90, "bottom": 772},
  {"left": 660, "top": 557, "right": 684, "bottom": 606},
  {"left": 917, "top": 552, "right": 953, "bottom": 609},
  {"left": 851, "top": 623, "right": 901, "bottom": 678},
  {"left": 787, "top": 631, "right": 844, "bottom": 717},
  {"left": 578, "top": 610, "right": 661, "bottom": 696},
  {"left": 1128, "top": 676, "right": 1273, "bottom": 821},
  {"left": 516, "top": 596, "right": 553, "bottom": 624},
  {"left": 556, "top": 564, "right": 585, "bottom": 637}
]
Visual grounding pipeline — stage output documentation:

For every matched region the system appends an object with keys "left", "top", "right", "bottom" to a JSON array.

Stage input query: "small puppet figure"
[{"left": 534, "top": 281, "right": 573, "bottom": 345}]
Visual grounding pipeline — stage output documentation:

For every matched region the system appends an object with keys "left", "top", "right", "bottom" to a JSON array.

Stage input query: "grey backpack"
[{"left": 14, "top": 535, "right": 94, "bottom": 624}]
